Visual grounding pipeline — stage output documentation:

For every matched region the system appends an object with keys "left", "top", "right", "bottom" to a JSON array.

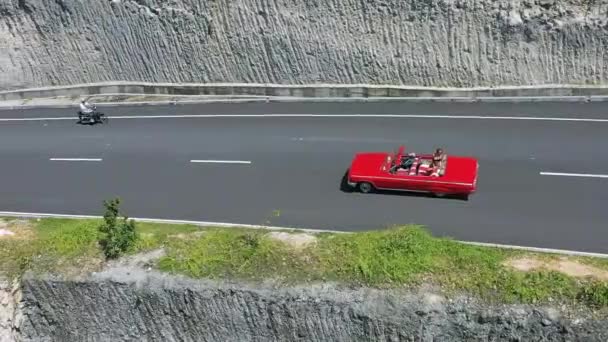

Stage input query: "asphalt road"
[
  {"left": 0, "top": 101, "right": 607, "bottom": 253},
  {"left": 2, "top": 100, "right": 608, "bottom": 119}
]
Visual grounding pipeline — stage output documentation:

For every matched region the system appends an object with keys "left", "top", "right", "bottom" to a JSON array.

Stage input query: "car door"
[
  {"left": 394, "top": 165, "right": 435, "bottom": 193},
  {"left": 371, "top": 168, "right": 400, "bottom": 189},
  {"left": 379, "top": 168, "right": 419, "bottom": 191},
  {"left": 394, "top": 172, "right": 427, "bottom": 192}
]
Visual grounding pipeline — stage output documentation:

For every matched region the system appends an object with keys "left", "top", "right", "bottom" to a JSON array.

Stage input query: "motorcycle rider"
[{"left": 78, "top": 99, "right": 94, "bottom": 122}]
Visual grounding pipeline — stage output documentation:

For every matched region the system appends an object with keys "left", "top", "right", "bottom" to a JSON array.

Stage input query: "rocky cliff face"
[
  {"left": 0, "top": 280, "right": 21, "bottom": 342},
  {"left": 1, "top": 0, "right": 607, "bottom": 91},
  {"left": 1, "top": 267, "right": 606, "bottom": 341}
]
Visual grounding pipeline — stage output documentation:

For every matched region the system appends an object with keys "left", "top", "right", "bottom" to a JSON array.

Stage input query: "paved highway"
[{"left": 0, "top": 101, "right": 607, "bottom": 253}]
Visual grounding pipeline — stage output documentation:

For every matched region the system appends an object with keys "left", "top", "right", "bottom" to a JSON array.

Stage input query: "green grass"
[
  {"left": 578, "top": 256, "right": 608, "bottom": 271},
  {"left": 0, "top": 218, "right": 196, "bottom": 278},
  {"left": 1, "top": 218, "right": 608, "bottom": 309},
  {"left": 156, "top": 225, "right": 608, "bottom": 308},
  {"left": 35, "top": 219, "right": 100, "bottom": 256},
  {"left": 158, "top": 227, "right": 309, "bottom": 280},
  {"left": 311, "top": 226, "right": 451, "bottom": 285},
  {"left": 133, "top": 222, "right": 199, "bottom": 251},
  {"left": 0, "top": 218, "right": 102, "bottom": 278}
]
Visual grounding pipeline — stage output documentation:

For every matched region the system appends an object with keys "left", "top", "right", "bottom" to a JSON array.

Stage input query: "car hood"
[{"left": 349, "top": 152, "right": 389, "bottom": 176}]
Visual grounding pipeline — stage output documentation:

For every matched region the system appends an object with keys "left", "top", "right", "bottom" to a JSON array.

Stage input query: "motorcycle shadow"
[
  {"left": 77, "top": 120, "right": 102, "bottom": 126},
  {"left": 77, "top": 116, "right": 107, "bottom": 125}
]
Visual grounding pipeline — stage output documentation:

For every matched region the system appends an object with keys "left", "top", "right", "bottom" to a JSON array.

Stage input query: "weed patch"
[{"left": 1, "top": 217, "right": 607, "bottom": 309}]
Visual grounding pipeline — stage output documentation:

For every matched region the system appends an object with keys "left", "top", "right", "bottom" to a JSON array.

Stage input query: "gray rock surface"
[
  {"left": 0, "top": 281, "right": 14, "bottom": 342},
  {"left": 0, "top": 280, "right": 21, "bottom": 342},
  {"left": 10, "top": 267, "right": 608, "bottom": 341},
  {"left": 1, "top": 0, "right": 608, "bottom": 91}
]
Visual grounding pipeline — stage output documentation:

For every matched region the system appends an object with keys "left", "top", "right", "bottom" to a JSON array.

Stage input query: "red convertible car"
[{"left": 346, "top": 146, "right": 478, "bottom": 199}]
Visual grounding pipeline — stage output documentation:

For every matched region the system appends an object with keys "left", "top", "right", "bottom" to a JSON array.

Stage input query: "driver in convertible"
[{"left": 390, "top": 153, "right": 417, "bottom": 173}]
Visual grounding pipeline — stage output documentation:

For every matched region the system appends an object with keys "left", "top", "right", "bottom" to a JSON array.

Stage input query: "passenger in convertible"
[
  {"left": 417, "top": 159, "right": 433, "bottom": 175},
  {"left": 431, "top": 147, "right": 447, "bottom": 176}
]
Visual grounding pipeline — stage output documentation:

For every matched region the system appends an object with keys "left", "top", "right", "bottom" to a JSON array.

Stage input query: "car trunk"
[{"left": 444, "top": 156, "right": 478, "bottom": 185}]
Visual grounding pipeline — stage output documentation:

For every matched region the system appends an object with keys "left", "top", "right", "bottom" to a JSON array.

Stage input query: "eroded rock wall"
[
  {"left": 0, "top": 279, "right": 20, "bottom": 342},
  {"left": 1, "top": 0, "right": 608, "bottom": 91},
  {"left": 10, "top": 270, "right": 608, "bottom": 341}
]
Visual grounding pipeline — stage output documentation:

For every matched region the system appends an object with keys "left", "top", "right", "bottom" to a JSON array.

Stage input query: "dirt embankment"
[{"left": 2, "top": 220, "right": 608, "bottom": 340}]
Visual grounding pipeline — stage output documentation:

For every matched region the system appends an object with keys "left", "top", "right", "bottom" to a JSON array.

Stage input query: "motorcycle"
[{"left": 78, "top": 105, "right": 108, "bottom": 125}]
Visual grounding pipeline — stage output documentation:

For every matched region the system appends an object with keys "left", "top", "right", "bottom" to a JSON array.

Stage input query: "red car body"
[{"left": 346, "top": 146, "right": 478, "bottom": 199}]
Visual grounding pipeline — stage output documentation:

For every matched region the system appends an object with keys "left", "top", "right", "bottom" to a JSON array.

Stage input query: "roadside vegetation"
[{"left": 1, "top": 199, "right": 607, "bottom": 309}]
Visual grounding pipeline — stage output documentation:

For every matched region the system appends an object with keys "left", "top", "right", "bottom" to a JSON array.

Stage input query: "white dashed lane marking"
[
  {"left": 49, "top": 158, "right": 102, "bottom": 162},
  {"left": 540, "top": 172, "right": 608, "bottom": 179},
  {"left": 190, "top": 160, "right": 251, "bottom": 164}
]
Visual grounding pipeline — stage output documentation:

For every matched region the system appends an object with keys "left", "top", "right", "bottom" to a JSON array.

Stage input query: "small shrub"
[{"left": 98, "top": 198, "right": 138, "bottom": 259}]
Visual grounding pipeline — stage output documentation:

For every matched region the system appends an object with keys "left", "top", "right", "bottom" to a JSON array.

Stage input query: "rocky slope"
[
  {"left": 0, "top": 266, "right": 606, "bottom": 341},
  {"left": 0, "top": 280, "right": 18, "bottom": 342},
  {"left": 1, "top": 0, "right": 608, "bottom": 91}
]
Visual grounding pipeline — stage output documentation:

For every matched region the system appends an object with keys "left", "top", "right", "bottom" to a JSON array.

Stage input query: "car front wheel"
[{"left": 358, "top": 182, "right": 374, "bottom": 193}]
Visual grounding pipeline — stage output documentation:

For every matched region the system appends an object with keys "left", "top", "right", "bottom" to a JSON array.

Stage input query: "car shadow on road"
[
  {"left": 339, "top": 170, "right": 355, "bottom": 193},
  {"left": 339, "top": 170, "right": 469, "bottom": 201}
]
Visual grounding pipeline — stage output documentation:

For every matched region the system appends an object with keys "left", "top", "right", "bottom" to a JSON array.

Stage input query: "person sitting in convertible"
[
  {"left": 430, "top": 147, "right": 447, "bottom": 177},
  {"left": 415, "top": 148, "right": 446, "bottom": 176},
  {"left": 417, "top": 159, "right": 433, "bottom": 176},
  {"left": 390, "top": 153, "right": 417, "bottom": 173},
  {"left": 433, "top": 148, "right": 445, "bottom": 162}
]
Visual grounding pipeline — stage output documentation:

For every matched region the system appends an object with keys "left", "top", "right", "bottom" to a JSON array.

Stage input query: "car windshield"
[{"left": 382, "top": 147, "right": 408, "bottom": 172}]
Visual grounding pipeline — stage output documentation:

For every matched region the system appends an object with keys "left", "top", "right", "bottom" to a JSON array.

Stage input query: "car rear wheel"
[{"left": 358, "top": 182, "right": 374, "bottom": 193}]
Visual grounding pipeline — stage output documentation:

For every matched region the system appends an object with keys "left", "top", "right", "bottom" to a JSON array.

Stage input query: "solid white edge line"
[
  {"left": 0, "top": 211, "right": 329, "bottom": 234},
  {"left": 80, "top": 114, "right": 608, "bottom": 122},
  {"left": 190, "top": 160, "right": 251, "bottom": 164},
  {"left": 540, "top": 172, "right": 608, "bottom": 179},
  {"left": 456, "top": 241, "right": 608, "bottom": 259},
  {"left": 0, "top": 114, "right": 608, "bottom": 122},
  {"left": 49, "top": 158, "right": 102, "bottom": 162},
  {"left": 1, "top": 211, "right": 607, "bottom": 259}
]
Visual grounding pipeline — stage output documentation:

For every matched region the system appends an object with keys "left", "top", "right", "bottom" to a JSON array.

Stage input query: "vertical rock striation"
[
  {"left": 0, "top": 279, "right": 21, "bottom": 342},
  {"left": 1, "top": 0, "right": 608, "bottom": 91},
  {"left": 11, "top": 271, "right": 608, "bottom": 341}
]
